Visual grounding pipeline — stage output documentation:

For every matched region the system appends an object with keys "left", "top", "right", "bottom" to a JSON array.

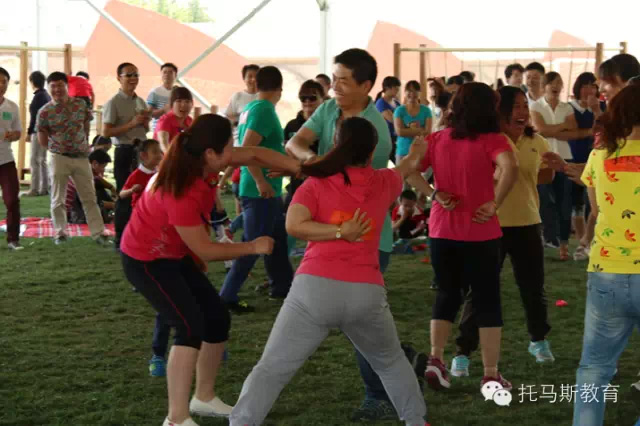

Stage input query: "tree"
[
  {"left": 187, "top": 0, "right": 210, "bottom": 23},
  {"left": 121, "top": 0, "right": 210, "bottom": 23}
]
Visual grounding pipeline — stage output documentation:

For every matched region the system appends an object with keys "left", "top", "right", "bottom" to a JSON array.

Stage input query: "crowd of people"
[{"left": 1, "top": 46, "right": 639, "bottom": 426}]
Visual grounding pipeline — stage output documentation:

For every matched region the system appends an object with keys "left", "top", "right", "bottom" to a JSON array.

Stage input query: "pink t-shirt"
[
  {"left": 154, "top": 111, "right": 193, "bottom": 141},
  {"left": 420, "top": 128, "right": 512, "bottom": 241},
  {"left": 121, "top": 174, "right": 217, "bottom": 261},
  {"left": 292, "top": 167, "right": 403, "bottom": 286}
]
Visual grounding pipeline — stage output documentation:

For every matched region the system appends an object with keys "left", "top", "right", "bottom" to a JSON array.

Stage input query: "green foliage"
[{"left": 121, "top": 0, "right": 210, "bottom": 23}]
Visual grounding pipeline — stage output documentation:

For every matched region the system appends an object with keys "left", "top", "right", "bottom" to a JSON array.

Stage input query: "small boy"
[
  {"left": 67, "top": 150, "right": 115, "bottom": 224},
  {"left": 392, "top": 190, "right": 428, "bottom": 241}
]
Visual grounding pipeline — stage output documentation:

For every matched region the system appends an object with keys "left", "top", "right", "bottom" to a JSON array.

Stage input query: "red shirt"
[
  {"left": 420, "top": 128, "right": 512, "bottom": 242},
  {"left": 121, "top": 175, "right": 217, "bottom": 261},
  {"left": 154, "top": 111, "right": 193, "bottom": 141},
  {"left": 122, "top": 165, "right": 156, "bottom": 209},
  {"left": 231, "top": 167, "right": 241, "bottom": 184},
  {"left": 291, "top": 167, "right": 402, "bottom": 286},
  {"left": 391, "top": 205, "right": 428, "bottom": 225},
  {"left": 67, "top": 76, "right": 94, "bottom": 98}
]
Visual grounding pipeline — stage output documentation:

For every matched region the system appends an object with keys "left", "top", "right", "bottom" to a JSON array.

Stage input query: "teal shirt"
[
  {"left": 238, "top": 100, "right": 285, "bottom": 198},
  {"left": 394, "top": 104, "right": 432, "bottom": 156},
  {"left": 302, "top": 97, "right": 394, "bottom": 252}
]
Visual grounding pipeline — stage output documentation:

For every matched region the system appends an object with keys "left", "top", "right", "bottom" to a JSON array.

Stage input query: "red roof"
[{"left": 84, "top": 0, "right": 249, "bottom": 108}]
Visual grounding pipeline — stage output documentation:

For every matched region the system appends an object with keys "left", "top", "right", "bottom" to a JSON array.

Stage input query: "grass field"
[{"left": 1, "top": 191, "right": 639, "bottom": 426}]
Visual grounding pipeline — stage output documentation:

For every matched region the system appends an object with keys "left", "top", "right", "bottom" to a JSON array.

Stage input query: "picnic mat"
[{"left": 0, "top": 217, "right": 115, "bottom": 238}]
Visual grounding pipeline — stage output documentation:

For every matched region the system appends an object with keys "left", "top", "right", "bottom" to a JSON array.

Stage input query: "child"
[
  {"left": 391, "top": 190, "right": 428, "bottom": 254},
  {"left": 67, "top": 150, "right": 115, "bottom": 224},
  {"left": 91, "top": 135, "right": 112, "bottom": 152}
]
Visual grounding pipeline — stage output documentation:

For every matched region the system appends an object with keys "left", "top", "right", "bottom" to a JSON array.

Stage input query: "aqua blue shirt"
[
  {"left": 394, "top": 104, "right": 432, "bottom": 156},
  {"left": 302, "top": 97, "right": 393, "bottom": 252}
]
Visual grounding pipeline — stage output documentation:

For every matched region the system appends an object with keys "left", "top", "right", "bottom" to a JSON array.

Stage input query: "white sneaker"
[
  {"left": 162, "top": 417, "right": 199, "bottom": 426},
  {"left": 632, "top": 372, "right": 640, "bottom": 393},
  {"left": 189, "top": 396, "right": 233, "bottom": 417},
  {"left": 7, "top": 241, "right": 24, "bottom": 251}
]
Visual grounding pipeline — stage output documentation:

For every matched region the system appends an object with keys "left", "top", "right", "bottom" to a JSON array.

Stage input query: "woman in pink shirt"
[
  {"left": 230, "top": 117, "right": 429, "bottom": 426},
  {"left": 155, "top": 87, "right": 194, "bottom": 152},
  {"left": 407, "top": 82, "right": 518, "bottom": 392},
  {"left": 120, "top": 114, "right": 302, "bottom": 426}
]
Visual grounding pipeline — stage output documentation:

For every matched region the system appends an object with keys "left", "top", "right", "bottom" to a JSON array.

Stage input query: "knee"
[
  {"left": 203, "top": 305, "right": 231, "bottom": 344},
  {"left": 433, "top": 288, "right": 463, "bottom": 321},
  {"left": 173, "top": 315, "right": 205, "bottom": 350},
  {"left": 4, "top": 191, "right": 19, "bottom": 208}
]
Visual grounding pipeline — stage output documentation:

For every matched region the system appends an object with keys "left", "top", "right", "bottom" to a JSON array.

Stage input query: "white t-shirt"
[
  {"left": 530, "top": 97, "right": 574, "bottom": 160},
  {"left": 147, "top": 86, "right": 172, "bottom": 131},
  {"left": 224, "top": 91, "right": 258, "bottom": 146},
  {"left": 0, "top": 98, "right": 22, "bottom": 166}
]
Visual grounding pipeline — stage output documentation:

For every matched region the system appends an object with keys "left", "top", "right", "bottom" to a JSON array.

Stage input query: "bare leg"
[
  {"left": 581, "top": 214, "right": 596, "bottom": 248},
  {"left": 194, "top": 341, "right": 226, "bottom": 402},
  {"left": 167, "top": 345, "right": 199, "bottom": 423},
  {"left": 430, "top": 319, "right": 453, "bottom": 360},
  {"left": 573, "top": 216, "right": 586, "bottom": 242},
  {"left": 479, "top": 327, "right": 502, "bottom": 377}
]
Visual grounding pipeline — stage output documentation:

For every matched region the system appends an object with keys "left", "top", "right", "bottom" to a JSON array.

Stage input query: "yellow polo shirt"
[
  {"left": 497, "top": 133, "right": 551, "bottom": 227},
  {"left": 581, "top": 142, "right": 640, "bottom": 273}
]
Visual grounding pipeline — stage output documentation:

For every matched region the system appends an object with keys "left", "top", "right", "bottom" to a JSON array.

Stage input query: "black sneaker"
[
  {"left": 350, "top": 399, "right": 397, "bottom": 422},
  {"left": 401, "top": 343, "right": 428, "bottom": 390},
  {"left": 226, "top": 300, "right": 255, "bottom": 314}
]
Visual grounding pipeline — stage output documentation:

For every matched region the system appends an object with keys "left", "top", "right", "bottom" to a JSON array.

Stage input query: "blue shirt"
[
  {"left": 394, "top": 104, "right": 433, "bottom": 156},
  {"left": 375, "top": 97, "right": 398, "bottom": 139},
  {"left": 568, "top": 100, "right": 597, "bottom": 163}
]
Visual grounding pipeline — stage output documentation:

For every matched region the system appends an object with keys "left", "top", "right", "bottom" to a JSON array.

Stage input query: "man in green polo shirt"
[
  {"left": 287, "top": 48, "right": 426, "bottom": 423},
  {"left": 219, "top": 66, "right": 293, "bottom": 313}
]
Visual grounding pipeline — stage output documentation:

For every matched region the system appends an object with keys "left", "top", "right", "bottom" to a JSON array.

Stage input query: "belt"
[
  {"left": 59, "top": 152, "right": 88, "bottom": 159},
  {"left": 116, "top": 144, "right": 135, "bottom": 149}
]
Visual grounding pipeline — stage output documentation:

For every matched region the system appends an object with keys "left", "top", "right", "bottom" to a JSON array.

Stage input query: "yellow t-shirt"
[
  {"left": 581, "top": 141, "right": 640, "bottom": 273},
  {"left": 497, "top": 133, "right": 551, "bottom": 227}
]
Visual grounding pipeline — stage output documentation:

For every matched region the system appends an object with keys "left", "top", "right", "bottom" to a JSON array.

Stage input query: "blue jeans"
[
  {"left": 151, "top": 313, "right": 170, "bottom": 358},
  {"left": 219, "top": 197, "right": 293, "bottom": 302},
  {"left": 230, "top": 213, "right": 244, "bottom": 234},
  {"left": 573, "top": 272, "right": 640, "bottom": 426},
  {"left": 355, "top": 250, "right": 394, "bottom": 401}
]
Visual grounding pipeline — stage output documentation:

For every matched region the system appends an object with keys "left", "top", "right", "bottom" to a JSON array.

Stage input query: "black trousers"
[
  {"left": 430, "top": 237, "right": 503, "bottom": 328},
  {"left": 455, "top": 225, "right": 550, "bottom": 356},
  {"left": 121, "top": 254, "right": 231, "bottom": 349},
  {"left": 114, "top": 144, "right": 137, "bottom": 192}
]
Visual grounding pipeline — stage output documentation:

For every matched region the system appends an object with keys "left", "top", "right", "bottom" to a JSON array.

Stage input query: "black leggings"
[
  {"left": 121, "top": 254, "right": 231, "bottom": 349},
  {"left": 456, "top": 225, "right": 550, "bottom": 356},
  {"left": 430, "top": 238, "right": 503, "bottom": 328}
]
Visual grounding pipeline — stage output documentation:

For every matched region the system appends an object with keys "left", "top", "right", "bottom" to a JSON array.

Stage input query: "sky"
[{"left": 1, "top": 0, "right": 637, "bottom": 64}]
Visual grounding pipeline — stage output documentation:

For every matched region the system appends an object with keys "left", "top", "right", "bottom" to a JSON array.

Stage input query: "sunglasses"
[
  {"left": 299, "top": 95, "right": 319, "bottom": 103},
  {"left": 120, "top": 73, "right": 140, "bottom": 78}
]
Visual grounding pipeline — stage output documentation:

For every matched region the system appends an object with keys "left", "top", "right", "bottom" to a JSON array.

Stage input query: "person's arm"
[
  {"left": 392, "top": 211, "right": 410, "bottom": 231},
  {"left": 103, "top": 201, "right": 116, "bottom": 210},
  {"left": 537, "top": 167, "right": 554, "bottom": 185},
  {"left": 554, "top": 114, "right": 591, "bottom": 141},
  {"left": 394, "top": 116, "right": 423, "bottom": 138},
  {"left": 381, "top": 109, "right": 394, "bottom": 122},
  {"left": 394, "top": 137, "right": 427, "bottom": 178},
  {"left": 218, "top": 166, "right": 235, "bottom": 190},
  {"left": 84, "top": 117, "right": 91, "bottom": 141},
  {"left": 119, "top": 184, "right": 141, "bottom": 199},
  {"left": 147, "top": 92, "right": 165, "bottom": 119},
  {"left": 424, "top": 117, "right": 433, "bottom": 136},
  {"left": 175, "top": 225, "right": 273, "bottom": 262},
  {"left": 472, "top": 150, "right": 518, "bottom": 223},
  {"left": 406, "top": 171, "right": 459, "bottom": 211},
  {"left": 286, "top": 205, "right": 371, "bottom": 242},
  {"left": 103, "top": 119, "right": 140, "bottom": 138},
  {"left": 531, "top": 111, "right": 570, "bottom": 138},
  {"left": 229, "top": 146, "right": 301, "bottom": 175},
  {"left": 37, "top": 129, "right": 49, "bottom": 148},
  {"left": 157, "top": 130, "right": 171, "bottom": 152},
  {"left": 586, "top": 186, "right": 598, "bottom": 222},
  {"left": 238, "top": 130, "right": 274, "bottom": 198},
  {"left": 285, "top": 126, "right": 319, "bottom": 161}
]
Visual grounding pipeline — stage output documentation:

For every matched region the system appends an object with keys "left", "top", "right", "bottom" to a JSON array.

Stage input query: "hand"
[
  {"left": 542, "top": 151, "right": 568, "bottom": 172},
  {"left": 565, "top": 163, "right": 586, "bottom": 185},
  {"left": 340, "top": 208, "right": 372, "bottom": 242},
  {"left": 256, "top": 180, "right": 275, "bottom": 198},
  {"left": 110, "top": 187, "right": 118, "bottom": 198},
  {"left": 434, "top": 191, "right": 459, "bottom": 211},
  {"left": 210, "top": 105, "right": 219, "bottom": 114},
  {"left": 415, "top": 221, "right": 427, "bottom": 232},
  {"left": 472, "top": 200, "right": 497, "bottom": 223},
  {"left": 401, "top": 208, "right": 412, "bottom": 220},
  {"left": 409, "top": 121, "right": 420, "bottom": 129},
  {"left": 252, "top": 236, "right": 274, "bottom": 255},
  {"left": 587, "top": 94, "right": 601, "bottom": 113},
  {"left": 4, "top": 131, "right": 19, "bottom": 141},
  {"left": 132, "top": 184, "right": 143, "bottom": 193},
  {"left": 219, "top": 181, "right": 229, "bottom": 192}
]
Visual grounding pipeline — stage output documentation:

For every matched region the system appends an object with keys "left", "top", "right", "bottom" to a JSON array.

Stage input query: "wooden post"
[
  {"left": 419, "top": 44, "right": 427, "bottom": 104},
  {"left": 620, "top": 41, "right": 628, "bottom": 54},
  {"left": 393, "top": 43, "right": 401, "bottom": 81},
  {"left": 193, "top": 106, "right": 202, "bottom": 120},
  {"left": 18, "top": 41, "right": 28, "bottom": 182},
  {"left": 63, "top": 44, "right": 72, "bottom": 75},
  {"left": 595, "top": 43, "right": 604, "bottom": 75},
  {"left": 95, "top": 105, "right": 103, "bottom": 136}
]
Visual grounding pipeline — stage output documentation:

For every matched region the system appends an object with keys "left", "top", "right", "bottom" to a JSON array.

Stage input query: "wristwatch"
[
  {"left": 431, "top": 189, "right": 439, "bottom": 201},
  {"left": 336, "top": 225, "right": 342, "bottom": 240}
]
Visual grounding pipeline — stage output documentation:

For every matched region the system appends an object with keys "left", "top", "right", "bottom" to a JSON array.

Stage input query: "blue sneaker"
[
  {"left": 528, "top": 340, "right": 555, "bottom": 363},
  {"left": 450, "top": 355, "right": 470, "bottom": 377},
  {"left": 149, "top": 355, "right": 167, "bottom": 377}
]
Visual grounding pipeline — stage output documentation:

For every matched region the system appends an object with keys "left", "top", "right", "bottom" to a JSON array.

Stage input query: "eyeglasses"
[
  {"left": 120, "top": 73, "right": 139, "bottom": 78},
  {"left": 299, "top": 95, "right": 319, "bottom": 103}
]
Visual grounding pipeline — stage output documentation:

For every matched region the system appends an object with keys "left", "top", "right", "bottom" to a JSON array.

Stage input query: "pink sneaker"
[
  {"left": 425, "top": 356, "right": 451, "bottom": 390},
  {"left": 480, "top": 372, "right": 512, "bottom": 391}
]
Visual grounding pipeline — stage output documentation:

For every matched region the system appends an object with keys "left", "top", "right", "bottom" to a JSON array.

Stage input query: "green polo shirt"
[
  {"left": 238, "top": 99, "right": 285, "bottom": 198},
  {"left": 303, "top": 97, "right": 393, "bottom": 252}
]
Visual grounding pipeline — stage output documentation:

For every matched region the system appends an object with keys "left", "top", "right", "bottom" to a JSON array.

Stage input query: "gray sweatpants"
[{"left": 229, "top": 274, "right": 427, "bottom": 426}]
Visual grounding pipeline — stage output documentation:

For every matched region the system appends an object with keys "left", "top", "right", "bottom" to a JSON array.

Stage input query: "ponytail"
[
  {"left": 300, "top": 117, "right": 378, "bottom": 185},
  {"left": 375, "top": 90, "right": 384, "bottom": 101}
]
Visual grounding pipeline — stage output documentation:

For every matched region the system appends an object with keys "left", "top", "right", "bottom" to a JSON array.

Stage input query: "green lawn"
[{"left": 1, "top": 192, "right": 639, "bottom": 426}]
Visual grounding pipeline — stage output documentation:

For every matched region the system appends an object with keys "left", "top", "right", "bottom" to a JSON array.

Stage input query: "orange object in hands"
[{"left": 328, "top": 210, "right": 376, "bottom": 241}]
